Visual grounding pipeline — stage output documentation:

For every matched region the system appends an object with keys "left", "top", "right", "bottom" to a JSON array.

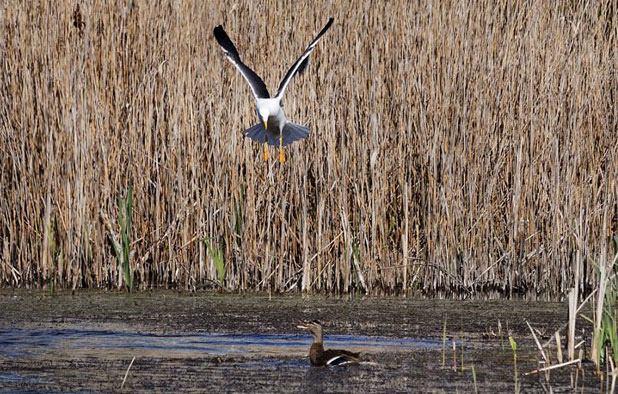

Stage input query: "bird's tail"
[
  {"left": 245, "top": 123, "right": 273, "bottom": 146},
  {"left": 281, "top": 122, "right": 309, "bottom": 146},
  {"left": 244, "top": 122, "right": 309, "bottom": 147}
]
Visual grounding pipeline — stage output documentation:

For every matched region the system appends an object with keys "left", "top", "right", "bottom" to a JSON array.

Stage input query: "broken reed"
[{"left": 0, "top": 1, "right": 616, "bottom": 295}]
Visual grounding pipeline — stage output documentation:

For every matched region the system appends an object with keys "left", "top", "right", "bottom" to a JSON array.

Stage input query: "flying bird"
[{"left": 213, "top": 17, "right": 334, "bottom": 163}]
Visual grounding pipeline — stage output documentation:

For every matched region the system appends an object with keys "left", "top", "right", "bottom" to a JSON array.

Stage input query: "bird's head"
[
  {"left": 297, "top": 320, "right": 323, "bottom": 342},
  {"left": 258, "top": 108, "right": 270, "bottom": 129}
]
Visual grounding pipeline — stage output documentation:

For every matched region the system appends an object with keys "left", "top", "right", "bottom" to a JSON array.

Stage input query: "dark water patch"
[
  {"left": 0, "top": 371, "right": 26, "bottom": 383},
  {"left": 0, "top": 370, "right": 51, "bottom": 389},
  {"left": 0, "top": 327, "right": 441, "bottom": 360},
  {"left": 0, "top": 290, "right": 569, "bottom": 339}
]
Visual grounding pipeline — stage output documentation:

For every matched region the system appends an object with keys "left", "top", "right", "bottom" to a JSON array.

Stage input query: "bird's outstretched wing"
[
  {"left": 275, "top": 17, "right": 334, "bottom": 99},
  {"left": 214, "top": 26, "right": 270, "bottom": 99}
]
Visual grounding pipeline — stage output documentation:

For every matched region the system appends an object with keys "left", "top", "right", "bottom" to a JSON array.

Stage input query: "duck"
[{"left": 297, "top": 320, "right": 361, "bottom": 366}]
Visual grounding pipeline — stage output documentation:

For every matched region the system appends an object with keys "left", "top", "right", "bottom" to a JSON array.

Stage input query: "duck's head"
[{"left": 297, "top": 320, "right": 323, "bottom": 342}]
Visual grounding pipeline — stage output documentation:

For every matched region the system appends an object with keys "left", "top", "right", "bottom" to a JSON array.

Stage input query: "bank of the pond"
[{"left": 0, "top": 290, "right": 602, "bottom": 392}]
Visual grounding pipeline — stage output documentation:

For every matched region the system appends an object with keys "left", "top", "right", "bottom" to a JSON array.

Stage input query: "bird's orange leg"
[
  {"left": 263, "top": 143, "right": 269, "bottom": 161},
  {"left": 278, "top": 134, "right": 285, "bottom": 164}
]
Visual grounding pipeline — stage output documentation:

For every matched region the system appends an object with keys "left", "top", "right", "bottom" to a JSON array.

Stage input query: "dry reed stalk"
[
  {"left": 524, "top": 358, "right": 581, "bottom": 376},
  {"left": 121, "top": 356, "right": 135, "bottom": 390},
  {"left": 0, "top": 1, "right": 616, "bottom": 295}
]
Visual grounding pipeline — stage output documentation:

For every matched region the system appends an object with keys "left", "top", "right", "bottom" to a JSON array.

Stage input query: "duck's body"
[
  {"left": 298, "top": 321, "right": 361, "bottom": 367},
  {"left": 308, "top": 341, "right": 360, "bottom": 367}
]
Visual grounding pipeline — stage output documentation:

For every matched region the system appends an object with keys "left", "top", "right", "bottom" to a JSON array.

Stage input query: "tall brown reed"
[{"left": 0, "top": 1, "right": 616, "bottom": 296}]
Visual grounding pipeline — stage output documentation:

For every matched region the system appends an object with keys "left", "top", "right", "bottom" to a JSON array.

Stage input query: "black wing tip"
[
  {"left": 314, "top": 17, "right": 334, "bottom": 39},
  {"left": 324, "top": 17, "right": 334, "bottom": 29},
  {"left": 213, "top": 25, "right": 227, "bottom": 41},
  {"left": 213, "top": 25, "right": 241, "bottom": 58}
]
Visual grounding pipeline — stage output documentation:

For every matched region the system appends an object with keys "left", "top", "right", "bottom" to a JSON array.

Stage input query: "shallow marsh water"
[{"left": 0, "top": 290, "right": 603, "bottom": 392}]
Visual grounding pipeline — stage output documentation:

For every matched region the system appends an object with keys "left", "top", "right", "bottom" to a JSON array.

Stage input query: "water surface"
[{"left": 0, "top": 290, "right": 599, "bottom": 392}]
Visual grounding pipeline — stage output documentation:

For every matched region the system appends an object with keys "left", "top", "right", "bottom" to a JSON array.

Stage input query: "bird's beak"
[
  {"left": 262, "top": 119, "right": 268, "bottom": 130},
  {"left": 297, "top": 324, "right": 308, "bottom": 329}
]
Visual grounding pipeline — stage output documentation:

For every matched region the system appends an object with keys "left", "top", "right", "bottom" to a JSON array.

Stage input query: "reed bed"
[{"left": 0, "top": 0, "right": 616, "bottom": 296}]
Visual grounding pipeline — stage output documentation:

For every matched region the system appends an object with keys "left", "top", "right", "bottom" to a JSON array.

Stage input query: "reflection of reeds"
[{"left": 0, "top": 1, "right": 615, "bottom": 294}]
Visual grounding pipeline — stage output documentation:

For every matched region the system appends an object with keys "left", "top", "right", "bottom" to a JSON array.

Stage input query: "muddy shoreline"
[{"left": 0, "top": 290, "right": 602, "bottom": 392}]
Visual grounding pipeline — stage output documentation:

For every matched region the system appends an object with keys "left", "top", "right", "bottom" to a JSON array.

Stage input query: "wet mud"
[{"left": 0, "top": 290, "right": 602, "bottom": 392}]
